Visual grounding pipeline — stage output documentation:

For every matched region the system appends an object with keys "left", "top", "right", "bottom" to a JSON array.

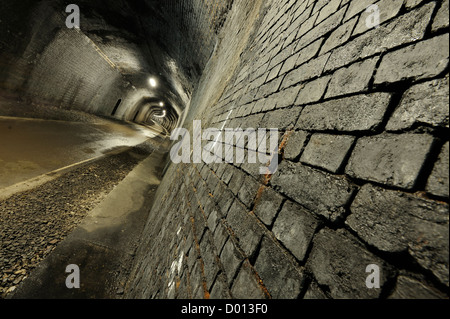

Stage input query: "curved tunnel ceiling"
[
  {"left": 72, "top": 0, "right": 194, "bottom": 133},
  {"left": 75, "top": 0, "right": 234, "bottom": 133}
]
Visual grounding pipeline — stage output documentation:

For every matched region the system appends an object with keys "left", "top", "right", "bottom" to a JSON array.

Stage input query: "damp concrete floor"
[
  {"left": 0, "top": 116, "right": 160, "bottom": 190},
  {"left": 0, "top": 112, "right": 171, "bottom": 298},
  {"left": 8, "top": 149, "right": 168, "bottom": 299}
]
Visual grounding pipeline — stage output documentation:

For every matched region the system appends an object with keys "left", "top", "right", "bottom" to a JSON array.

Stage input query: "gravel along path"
[{"left": 0, "top": 145, "right": 153, "bottom": 298}]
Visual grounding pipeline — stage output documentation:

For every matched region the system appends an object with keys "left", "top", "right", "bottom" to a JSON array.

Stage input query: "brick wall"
[
  {"left": 127, "top": 0, "right": 449, "bottom": 299},
  {"left": 0, "top": 2, "right": 127, "bottom": 118},
  {"left": 148, "top": 0, "right": 233, "bottom": 82},
  {"left": 25, "top": 26, "right": 125, "bottom": 116}
]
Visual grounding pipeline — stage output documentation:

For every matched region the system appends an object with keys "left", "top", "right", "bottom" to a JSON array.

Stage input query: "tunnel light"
[
  {"left": 149, "top": 77, "right": 157, "bottom": 88},
  {"left": 153, "top": 110, "right": 166, "bottom": 118},
  {"left": 159, "top": 102, "right": 165, "bottom": 107}
]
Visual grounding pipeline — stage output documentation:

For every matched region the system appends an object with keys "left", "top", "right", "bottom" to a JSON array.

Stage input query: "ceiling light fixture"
[{"left": 153, "top": 110, "right": 166, "bottom": 118}]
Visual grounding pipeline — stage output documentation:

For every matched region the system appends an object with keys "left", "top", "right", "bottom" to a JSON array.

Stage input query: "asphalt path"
[{"left": 0, "top": 116, "right": 159, "bottom": 189}]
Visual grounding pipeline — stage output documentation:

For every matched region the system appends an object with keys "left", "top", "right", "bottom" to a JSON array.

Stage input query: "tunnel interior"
[
  {"left": 1, "top": 0, "right": 449, "bottom": 302},
  {"left": 0, "top": 0, "right": 232, "bottom": 134}
]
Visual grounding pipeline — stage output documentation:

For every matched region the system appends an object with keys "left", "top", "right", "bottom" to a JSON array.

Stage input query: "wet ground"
[
  {"left": 0, "top": 97, "right": 171, "bottom": 298},
  {"left": 0, "top": 145, "right": 153, "bottom": 298},
  {"left": 0, "top": 116, "right": 160, "bottom": 189},
  {"left": 8, "top": 148, "right": 167, "bottom": 299}
]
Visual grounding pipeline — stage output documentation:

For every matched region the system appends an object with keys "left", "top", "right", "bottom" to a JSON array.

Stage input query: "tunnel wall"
[
  {"left": 0, "top": 1, "right": 41, "bottom": 97},
  {"left": 148, "top": 0, "right": 234, "bottom": 83},
  {"left": 0, "top": 1, "right": 236, "bottom": 128},
  {"left": 127, "top": 0, "right": 449, "bottom": 299},
  {"left": 0, "top": 2, "right": 128, "bottom": 118},
  {"left": 25, "top": 26, "right": 125, "bottom": 116}
]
